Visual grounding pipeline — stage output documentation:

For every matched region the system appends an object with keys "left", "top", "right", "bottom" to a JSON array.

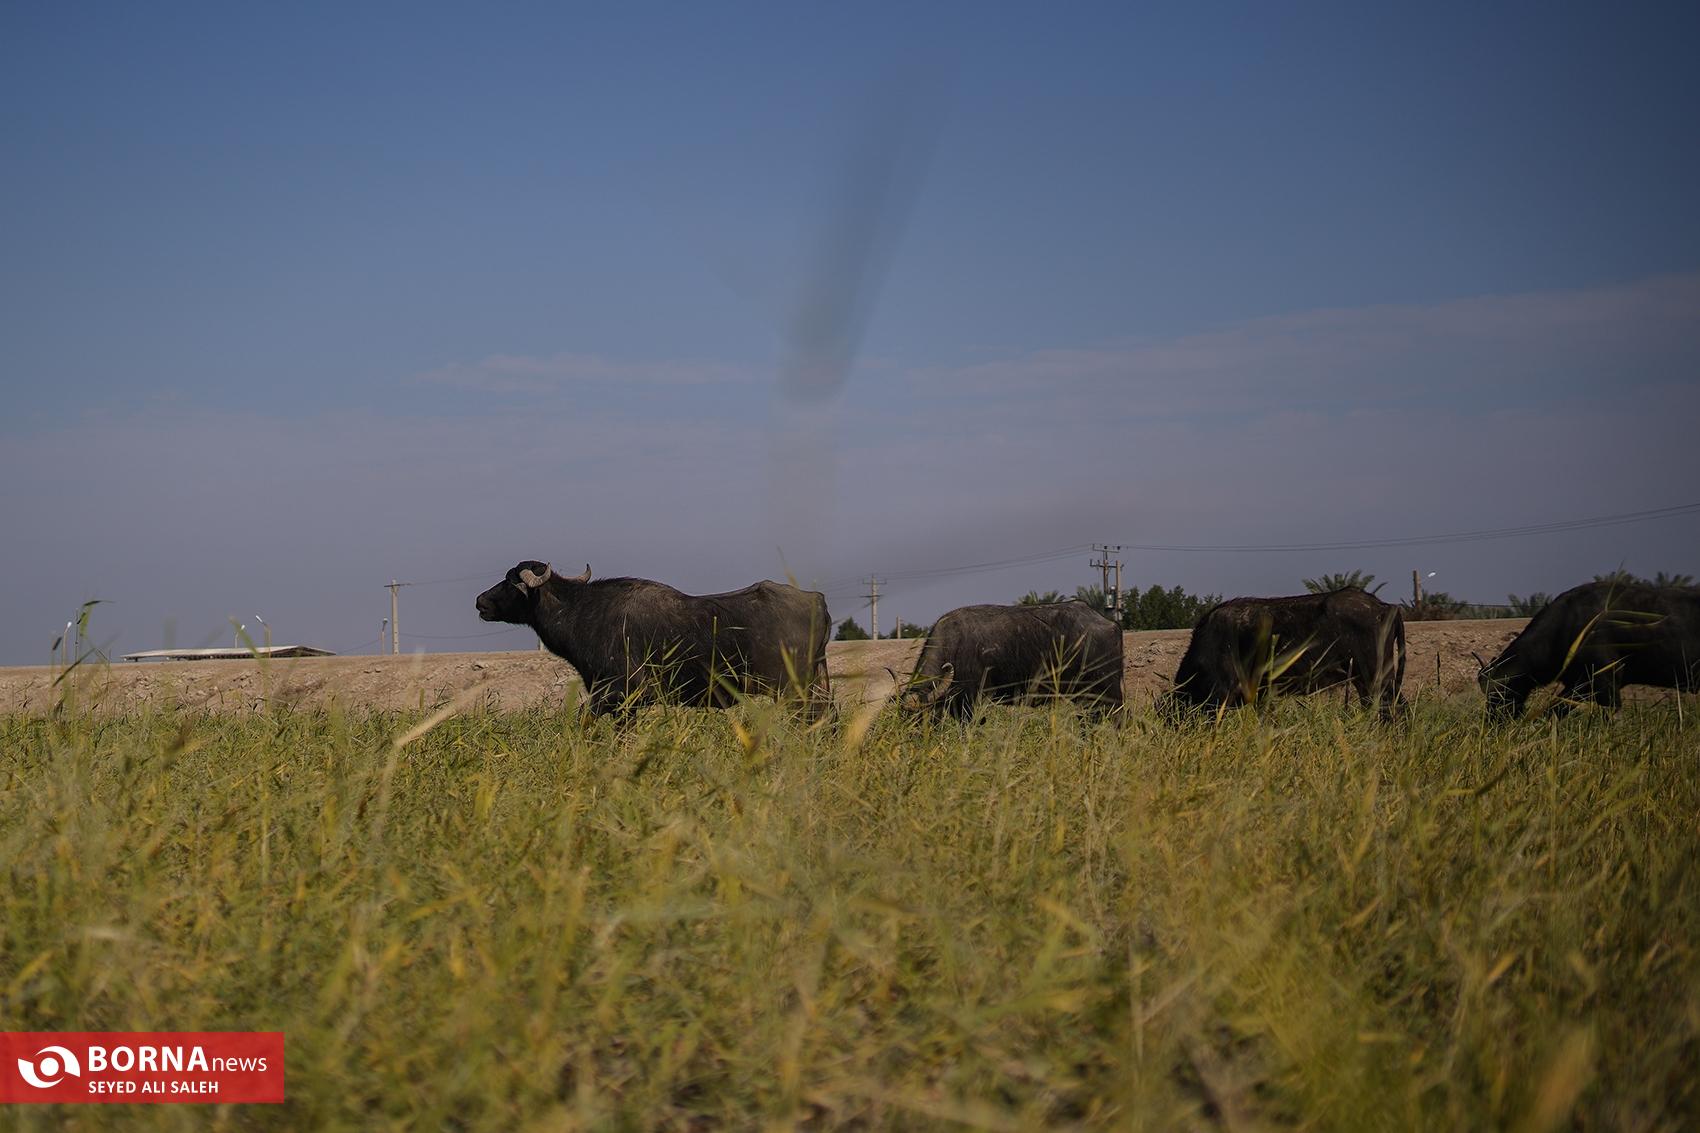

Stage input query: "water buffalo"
[
  {"left": 475, "top": 561, "right": 831, "bottom": 716},
  {"left": 897, "top": 600, "right": 1123, "bottom": 720},
  {"left": 1476, "top": 580, "right": 1700, "bottom": 718},
  {"left": 1165, "top": 589, "right": 1405, "bottom": 719}
]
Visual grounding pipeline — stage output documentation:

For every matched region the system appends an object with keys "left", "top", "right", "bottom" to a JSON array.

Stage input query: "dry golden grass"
[{"left": 1, "top": 692, "right": 1696, "bottom": 1129}]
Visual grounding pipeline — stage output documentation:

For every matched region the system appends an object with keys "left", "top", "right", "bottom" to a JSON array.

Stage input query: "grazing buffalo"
[
  {"left": 475, "top": 561, "right": 831, "bottom": 716},
  {"left": 1165, "top": 589, "right": 1405, "bottom": 719},
  {"left": 897, "top": 600, "right": 1123, "bottom": 720},
  {"left": 1476, "top": 580, "right": 1700, "bottom": 718}
]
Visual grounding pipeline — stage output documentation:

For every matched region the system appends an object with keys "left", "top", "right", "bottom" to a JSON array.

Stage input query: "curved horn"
[
  {"left": 887, "top": 666, "right": 919, "bottom": 710},
  {"left": 1470, "top": 651, "right": 1489, "bottom": 672},
  {"left": 919, "top": 662, "right": 955, "bottom": 706},
  {"left": 518, "top": 564, "right": 553, "bottom": 590},
  {"left": 895, "top": 661, "right": 956, "bottom": 712},
  {"left": 570, "top": 564, "right": 592, "bottom": 583}
]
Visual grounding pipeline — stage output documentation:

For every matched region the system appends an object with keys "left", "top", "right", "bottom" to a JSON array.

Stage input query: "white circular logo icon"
[{"left": 17, "top": 1045, "right": 82, "bottom": 1089}]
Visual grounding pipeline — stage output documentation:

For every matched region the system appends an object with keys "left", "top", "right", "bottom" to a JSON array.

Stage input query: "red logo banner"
[{"left": 0, "top": 1033, "right": 284, "bottom": 1104}]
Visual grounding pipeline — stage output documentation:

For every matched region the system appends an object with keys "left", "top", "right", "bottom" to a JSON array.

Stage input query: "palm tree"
[
  {"left": 1302, "top": 570, "right": 1384, "bottom": 595},
  {"left": 1507, "top": 592, "right": 1550, "bottom": 617},
  {"left": 1406, "top": 590, "right": 1467, "bottom": 620},
  {"left": 1592, "top": 570, "right": 1694, "bottom": 587},
  {"left": 1017, "top": 590, "right": 1067, "bottom": 605}
]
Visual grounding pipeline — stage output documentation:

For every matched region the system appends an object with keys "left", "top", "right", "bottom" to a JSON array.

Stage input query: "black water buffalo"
[
  {"left": 897, "top": 600, "right": 1123, "bottom": 720},
  {"left": 1476, "top": 580, "right": 1700, "bottom": 718},
  {"left": 1165, "top": 589, "right": 1405, "bottom": 719},
  {"left": 475, "top": 561, "right": 831, "bottom": 716}
]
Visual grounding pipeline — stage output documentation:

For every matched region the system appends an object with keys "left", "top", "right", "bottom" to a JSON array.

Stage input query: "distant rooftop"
[{"left": 122, "top": 646, "right": 336, "bottom": 662}]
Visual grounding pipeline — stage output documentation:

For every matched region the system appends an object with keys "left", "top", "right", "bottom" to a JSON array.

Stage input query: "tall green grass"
[{"left": 1, "top": 697, "right": 1695, "bottom": 1129}]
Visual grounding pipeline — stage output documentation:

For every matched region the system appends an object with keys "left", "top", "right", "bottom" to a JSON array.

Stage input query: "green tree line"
[
  {"left": 834, "top": 617, "right": 931, "bottom": 642},
  {"left": 1020, "top": 584, "right": 1223, "bottom": 630},
  {"left": 836, "top": 569, "right": 1695, "bottom": 640}
]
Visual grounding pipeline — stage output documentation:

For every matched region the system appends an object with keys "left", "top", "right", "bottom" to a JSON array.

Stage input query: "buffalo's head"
[
  {"left": 475, "top": 561, "right": 590, "bottom": 623},
  {"left": 1474, "top": 650, "right": 1524, "bottom": 719},
  {"left": 897, "top": 662, "right": 954, "bottom": 715},
  {"left": 1155, "top": 675, "right": 1211, "bottom": 724},
  {"left": 1153, "top": 689, "right": 1188, "bottom": 725}
]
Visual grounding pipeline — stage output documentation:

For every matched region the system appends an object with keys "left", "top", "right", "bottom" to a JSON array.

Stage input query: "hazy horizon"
[{"left": 3, "top": 3, "right": 1697, "bottom": 665}]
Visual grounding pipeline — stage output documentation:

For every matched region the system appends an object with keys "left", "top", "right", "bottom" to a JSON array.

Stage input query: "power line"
[
  {"left": 382, "top": 502, "right": 1692, "bottom": 647},
  {"left": 405, "top": 628, "right": 527, "bottom": 641},
  {"left": 839, "top": 502, "right": 1698, "bottom": 590},
  {"left": 879, "top": 543, "right": 1093, "bottom": 582},
  {"left": 407, "top": 571, "right": 499, "bottom": 588}
]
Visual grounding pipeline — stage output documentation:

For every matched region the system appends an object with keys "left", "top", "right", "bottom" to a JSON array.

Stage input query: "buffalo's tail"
[
  {"left": 1382, "top": 608, "right": 1408, "bottom": 718},
  {"left": 808, "top": 593, "right": 833, "bottom": 715}
]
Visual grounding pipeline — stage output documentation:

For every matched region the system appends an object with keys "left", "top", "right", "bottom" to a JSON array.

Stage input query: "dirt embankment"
[{"left": 0, "top": 621, "right": 1531, "bottom": 716}]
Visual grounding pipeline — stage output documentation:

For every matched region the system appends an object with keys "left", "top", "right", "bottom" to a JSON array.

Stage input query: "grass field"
[{"left": 2, "top": 693, "right": 1697, "bottom": 1130}]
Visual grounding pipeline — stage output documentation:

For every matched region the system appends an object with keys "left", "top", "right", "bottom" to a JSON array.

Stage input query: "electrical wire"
[
  {"left": 1116, "top": 501, "right": 1700, "bottom": 554},
  {"left": 398, "top": 572, "right": 496, "bottom": 588},
  {"left": 405, "top": 628, "right": 526, "bottom": 641},
  {"left": 834, "top": 502, "right": 1699, "bottom": 586},
  {"left": 879, "top": 544, "right": 1094, "bottom": 582},
  {"left": 387, "top": 503, "right": 1696, "bottom": 611}
]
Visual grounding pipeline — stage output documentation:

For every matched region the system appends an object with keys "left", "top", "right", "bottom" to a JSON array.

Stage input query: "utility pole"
[
  {"left": 1092, "top": 545, "right": 1123, "bottom": 622},
  {"left": 380, "top": 619, "right": 388, "bottom": 655},
  {"left": 1115, "top": 558, "right": 1124, "bottom": 626},
  {"left": 385, "top": 580, "right": 412, "bottom": 654},
  {"left": 1412, "top": 569, "right": 1423, "bottom": 610},
  {"left": 865, "top": 576, "right": 883, "bottom": 640}
]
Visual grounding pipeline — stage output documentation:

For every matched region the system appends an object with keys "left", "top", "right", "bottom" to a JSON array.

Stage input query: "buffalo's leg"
[
  {"left": 578, "top": 690, "right": 628, "bottom": 733},
  {"left": 1551, "top": 676, "right": 1588, "bottom": 717},
  {"left": 582, "top": 683, "right": 618, "bottom": 719},
  {"left": 1591, "top": 673, "right": 1623, "bottom": 710},
  {"left": 805, "top": 660, "right": 833, "bottom": 722},
  {"left": 1360, "top": 673, "right": 1400, "bottom": 722}
]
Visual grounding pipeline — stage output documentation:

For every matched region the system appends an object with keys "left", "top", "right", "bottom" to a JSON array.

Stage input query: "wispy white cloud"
[
  {"left": 827, "top": 379, "right": 1700, "bottom": 622},
  {"left": 821, "top": 273, "right": 1700, "bottom": 608},
  {"left": 8, "top": 274, "right": 1697, "bottom": 663},
  {"left": 907, "top": 273, "right": 1700, "bottom": 417}
]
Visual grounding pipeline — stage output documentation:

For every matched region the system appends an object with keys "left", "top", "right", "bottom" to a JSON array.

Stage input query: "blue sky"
[{"left": 3, "top": 2, "right": 1697, "bottom": 662}]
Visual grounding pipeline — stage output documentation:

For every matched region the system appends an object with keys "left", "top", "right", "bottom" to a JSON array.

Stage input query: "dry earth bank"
[{"left": 0, "top": 620, "right": 1535, "bottom": 715}]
